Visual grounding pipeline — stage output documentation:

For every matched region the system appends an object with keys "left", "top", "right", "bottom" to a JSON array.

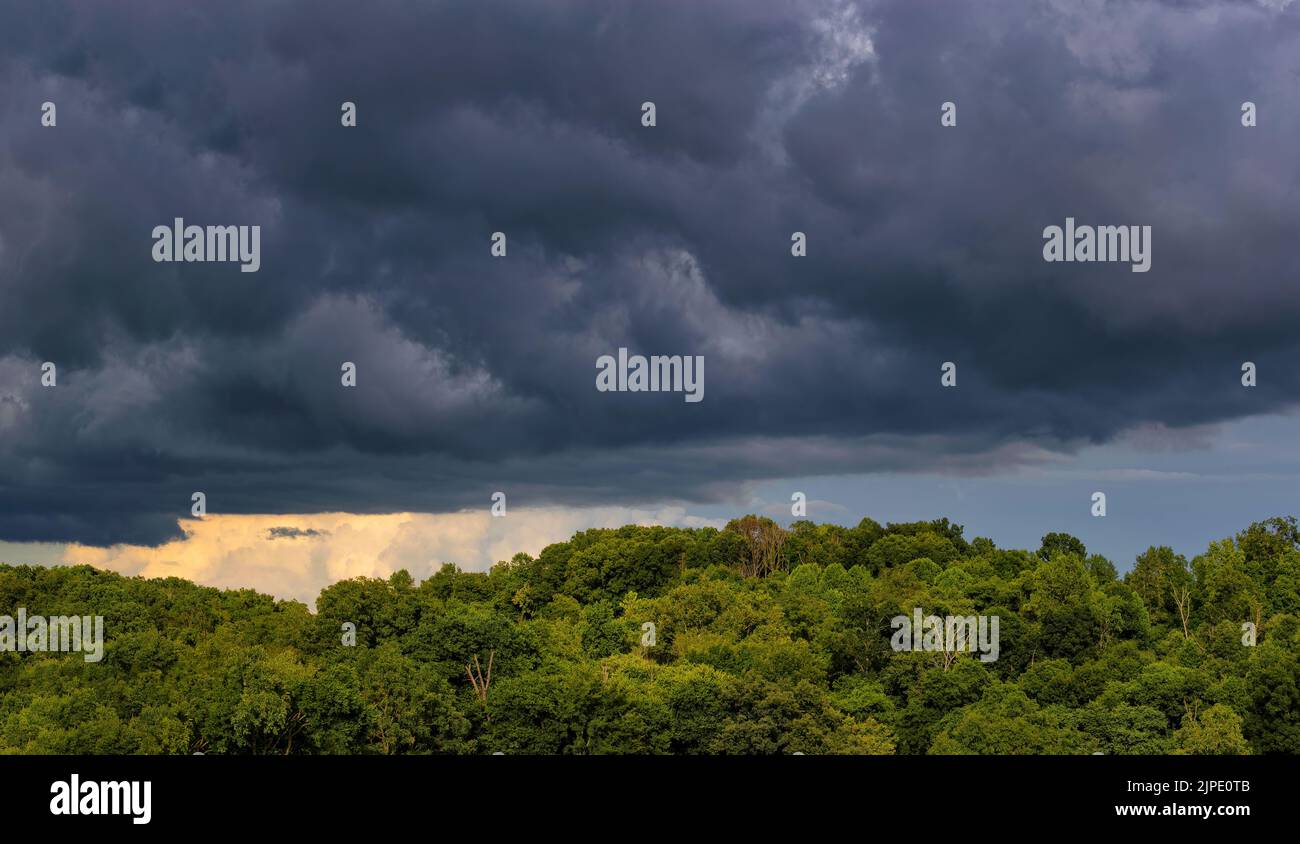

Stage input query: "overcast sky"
[{"left": 3, "top": 0, "right": 1300, "bottom": 600}]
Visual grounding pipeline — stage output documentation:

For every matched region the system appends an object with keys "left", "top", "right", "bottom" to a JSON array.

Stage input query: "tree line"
[{"left": 2, "top": 514, "right": 1298, "bottom": 754}]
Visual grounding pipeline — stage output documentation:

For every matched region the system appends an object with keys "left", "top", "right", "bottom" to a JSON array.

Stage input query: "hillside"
[{"left": 2, "top": 515, "right": 1298, "bottom": 754}]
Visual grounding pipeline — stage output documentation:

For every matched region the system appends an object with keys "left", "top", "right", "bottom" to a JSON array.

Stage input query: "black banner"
[{"left": 2, "top": 753, "right": 1285, "bottom": 832}]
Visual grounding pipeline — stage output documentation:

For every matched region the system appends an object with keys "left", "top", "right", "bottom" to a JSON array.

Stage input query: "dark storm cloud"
[
  {"left": 2, "top": 0, "right": 1299, "bottom": 544},
  {"left": 267, "top": 526, "right": 327, "bottom": 539}
]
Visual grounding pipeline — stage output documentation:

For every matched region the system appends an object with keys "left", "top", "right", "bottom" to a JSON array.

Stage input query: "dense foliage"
[{"left": 3, "top": 514, "right": 1298, "bottom": 754}]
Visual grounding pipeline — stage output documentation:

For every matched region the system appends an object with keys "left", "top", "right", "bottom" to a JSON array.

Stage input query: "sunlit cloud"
[{"left": 61, "top": 506, "right": 723, "bottom": 605}]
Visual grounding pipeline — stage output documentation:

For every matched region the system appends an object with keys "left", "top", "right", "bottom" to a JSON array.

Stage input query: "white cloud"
[{"left": 61, "top": 506, "right": 723, "bottom": 605}]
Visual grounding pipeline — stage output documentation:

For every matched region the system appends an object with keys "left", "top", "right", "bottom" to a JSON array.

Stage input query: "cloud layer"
[
  {"left": 3, "top": 0, "right": 1300, "bottom": 545},
  {"left": 65, "top": 507, "right": 721, "bottom": 604}
]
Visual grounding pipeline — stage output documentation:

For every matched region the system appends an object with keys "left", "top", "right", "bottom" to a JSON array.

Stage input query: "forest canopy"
[{"left": 2, "top": 515, "right": 1298, "bottom": 755}]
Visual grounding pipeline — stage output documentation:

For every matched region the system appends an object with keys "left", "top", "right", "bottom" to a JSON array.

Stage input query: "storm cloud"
[{"left": 2, "top": 0, "right": 1300, "bottom": 545}]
